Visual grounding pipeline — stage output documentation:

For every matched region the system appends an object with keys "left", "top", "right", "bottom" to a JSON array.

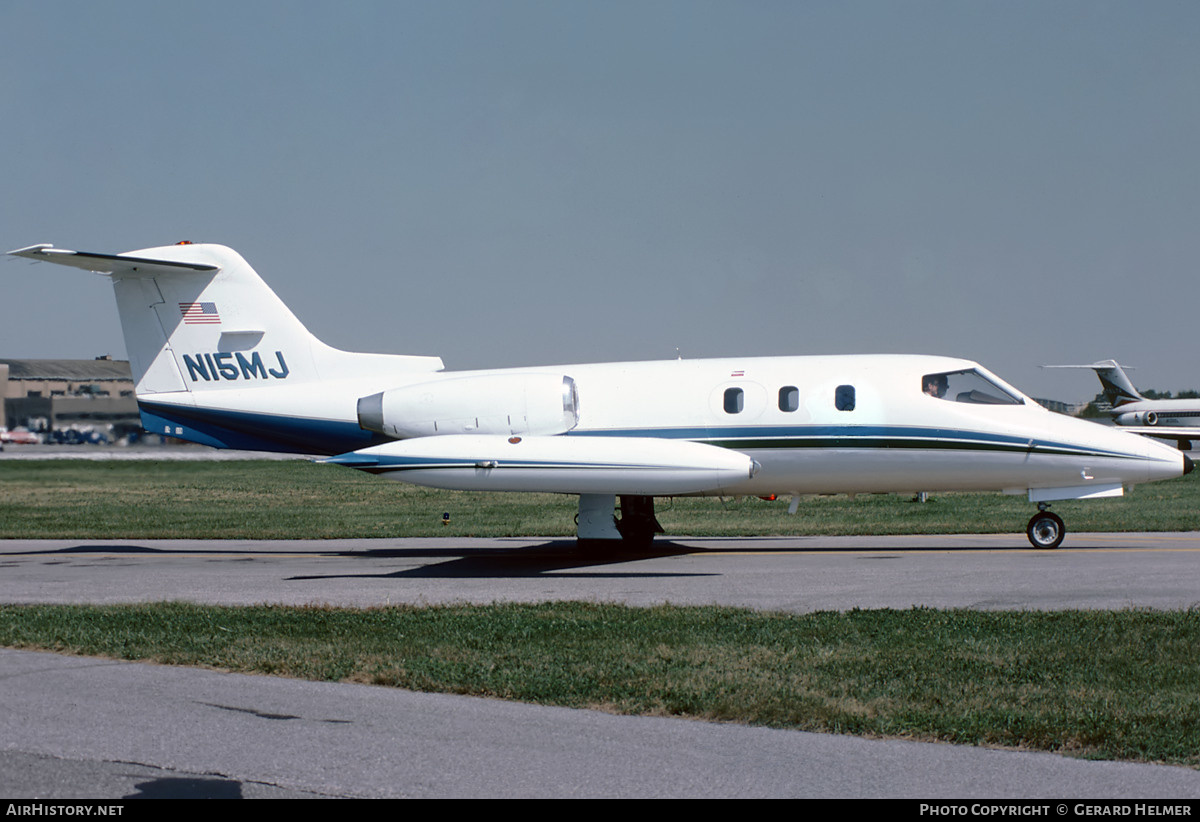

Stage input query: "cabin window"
[
  {"left": 835, "top": 385, "right": 855, "bottom": 411},
  {"left": 723, "top": 387, "right": 744, "bottom": 414},
  {"left": 779, "top": 386, "right": 799, "bottom": 412},
  {"left": 922, "top": 369, "right": 1023, "bottom": 405}
]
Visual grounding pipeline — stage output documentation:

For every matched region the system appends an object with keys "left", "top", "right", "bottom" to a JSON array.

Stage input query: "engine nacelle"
[
  {"left": 1115, "top": 410, "right": 1158, "bottom": 426},
  {"left": 358, "top": 373, "right": 579, "bottom": 438}
]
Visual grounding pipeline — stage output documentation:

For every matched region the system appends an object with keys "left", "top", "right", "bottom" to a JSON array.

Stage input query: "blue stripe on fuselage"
[
  {"left": 565, "top": 425, "right": 1140, "bottom": 460},
  {"left": 137, "top": 401, "right": 391, "bottom": 455},
  {"left": 136, "top": 402, "right": 1142, "bottom": 462}
]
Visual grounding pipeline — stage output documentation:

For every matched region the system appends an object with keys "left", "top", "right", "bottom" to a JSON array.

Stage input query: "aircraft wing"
[
  {"left": 1114, "top": 425, "right": 1198, "bottom": 444},
  {"left": 8, "top": 244, "right": 218, "bottom": 276}
]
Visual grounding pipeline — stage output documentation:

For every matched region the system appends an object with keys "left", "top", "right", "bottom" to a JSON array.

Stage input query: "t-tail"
[
  {"left": 8, "top": 242, "right": 443, "bottom": 452},
  {"left": 1044, "top": 360, "right": 1144, "bottom": 408}
]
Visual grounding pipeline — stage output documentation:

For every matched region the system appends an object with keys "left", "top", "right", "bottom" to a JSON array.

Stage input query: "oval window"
[
  {"left": 779, "top": 386, "right": 799, "bottom": 412},
  {"left": 724, "top": 387, "right": 744, "bottom": 414},
  {"left": 835, "top": 385, "right": 855, "bottom": 411}
]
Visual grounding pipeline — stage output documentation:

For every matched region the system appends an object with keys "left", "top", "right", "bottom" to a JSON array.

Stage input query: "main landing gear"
[
  {"left": 1026, "top": 504, "right": 1065, "bottom": 550},
  {"left": 615, "top": 495, "right": 664, "bottom": 549},
  {"left": 582, "top": 494, "right": 1073, "bottom": 551},
  {"left": 576, "top": 494, "right": 663, "bottom": 550}
]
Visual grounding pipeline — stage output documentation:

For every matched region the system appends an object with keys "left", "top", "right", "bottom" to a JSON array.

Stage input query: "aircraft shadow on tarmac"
[
  {"left": 40, "top": 540, "right": 717, "bottom": 579},
  {"left": 293, "top": 539, "right": 719, "bottom": 580},
  {"left": 26, "top": 537, "right": 1068, "bottom": 584},
  {"left": 127, "top": 776, "right": 245, "bottom": 799}
]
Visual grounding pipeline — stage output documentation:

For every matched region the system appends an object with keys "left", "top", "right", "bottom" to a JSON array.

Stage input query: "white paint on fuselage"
[{"left": 144, "top": 352, "right": 1185, "bottom": 499}]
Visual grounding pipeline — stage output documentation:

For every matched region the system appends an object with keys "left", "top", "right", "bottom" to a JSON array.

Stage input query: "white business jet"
[
  {"left": 10, "top": 243, "right": 1192, "bottom": 549},
  {"left": 1046, "top": 361, "right": 1200, "bottom": 450}
]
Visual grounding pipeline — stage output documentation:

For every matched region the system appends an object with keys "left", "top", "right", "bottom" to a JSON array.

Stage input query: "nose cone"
[
  {"left": 1135, "top": 435, "right": 1193, "bottom": 483},
  {"left": 1083, "top": 422, "right": 1193, "bottom": 486}
]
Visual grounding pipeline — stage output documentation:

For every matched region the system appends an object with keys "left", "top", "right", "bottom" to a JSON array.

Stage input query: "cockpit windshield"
[{"left": 921, "top": 369, "right": 1023, "bottom": 405}]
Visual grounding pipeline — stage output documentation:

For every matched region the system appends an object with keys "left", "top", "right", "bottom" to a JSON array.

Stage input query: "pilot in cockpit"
[{"left": 923, "top": 373, "right": 948, "bottom": 398}]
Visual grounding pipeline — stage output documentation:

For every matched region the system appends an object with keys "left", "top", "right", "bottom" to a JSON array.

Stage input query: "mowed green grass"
[
  {"left": 2, "top": 601, "right": 1199, "bottom": 766},
  {"left": 1, "top": 458, "right": 1198, "bottom": 539}
]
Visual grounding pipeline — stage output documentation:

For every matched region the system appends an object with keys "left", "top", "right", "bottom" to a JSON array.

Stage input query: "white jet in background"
[
  {"left": 10, "top": 243, "right": 1192, "bottom": 549},
  {"left": 1046, "top": 361, "right": 1200, "bottom": 450}
]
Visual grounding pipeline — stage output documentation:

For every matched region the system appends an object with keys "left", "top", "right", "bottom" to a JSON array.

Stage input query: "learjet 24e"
[{"left": 9, "top": 242, "right": 1192, "bottom": 549}]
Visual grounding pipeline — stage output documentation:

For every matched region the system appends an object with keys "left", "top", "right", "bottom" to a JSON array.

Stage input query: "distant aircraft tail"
[
  {"left": 1043, "top": 360, "right": 1144, "bottom": 407},
  {"left": 8, "top": 243, "right": 443, "bottom": 396}
]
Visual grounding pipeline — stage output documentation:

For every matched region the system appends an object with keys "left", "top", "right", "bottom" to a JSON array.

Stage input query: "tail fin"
[
  {"left": 1087, "top": 360, "right": 1144, "bottom": 407},
  {"left": 1043, "top": 360, "right": 1144, "bottom": 407},
  {"left": 9, "top": 243, "right": 443, "bottom": 396}
]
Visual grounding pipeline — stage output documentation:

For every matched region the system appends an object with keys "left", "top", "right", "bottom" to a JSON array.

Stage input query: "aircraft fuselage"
[{"left": 137, "top": 352, "right": 1188, "bottom": 501}]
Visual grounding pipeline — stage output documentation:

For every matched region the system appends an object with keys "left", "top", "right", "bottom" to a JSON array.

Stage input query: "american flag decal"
[{"left": 180, "top": 302, "right": 221, "bottom": 324}]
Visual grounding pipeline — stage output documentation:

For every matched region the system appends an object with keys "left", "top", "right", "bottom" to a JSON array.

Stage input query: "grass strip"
[
  {"left": 1, "top": 459, "right": 1198, "bottom": 539},
  {"left": 2, "top": 601, "right": 1198, "bottom": 766}
]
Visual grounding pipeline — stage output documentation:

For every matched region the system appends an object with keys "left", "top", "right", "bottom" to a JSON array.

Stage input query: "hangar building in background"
[{"left": 0, "top": 357, "right": 140, "bottom": 439}]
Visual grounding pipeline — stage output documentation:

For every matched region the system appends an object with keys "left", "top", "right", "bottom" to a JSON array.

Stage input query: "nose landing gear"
[{"left": 1027, "top": 504, "right": 1065, "bottom": 549}]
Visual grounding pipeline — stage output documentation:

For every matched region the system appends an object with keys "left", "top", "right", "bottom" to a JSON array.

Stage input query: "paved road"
[
  {"left": 5, "top": 645, "right": 1200, "bottom": 800},
  {"left": 3, "top": 534, "right": 1200, "bottom": 798}
]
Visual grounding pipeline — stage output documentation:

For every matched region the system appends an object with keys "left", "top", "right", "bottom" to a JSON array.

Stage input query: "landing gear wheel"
[
  {"left": 616, "top": 495, "right": 663, "bottom": 550},
  {"left": 1026, "top": 511, "right": 1065, "bottom": 549}
]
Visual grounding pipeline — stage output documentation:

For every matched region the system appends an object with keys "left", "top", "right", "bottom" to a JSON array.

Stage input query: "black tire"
[
  {"left": 1026, "top": 511, "right": 1066, "bottom": 549},
  {"left": 615, "top": 495, "right": 662, "bottom": 550}
]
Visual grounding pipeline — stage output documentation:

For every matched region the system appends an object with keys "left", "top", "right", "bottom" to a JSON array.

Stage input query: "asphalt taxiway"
[
  {"left": 3, "top": 533, "right": 1200, "bottom": 798},
  {"left": 2, "top": 533, "right": 1200, "bottom": 611}
]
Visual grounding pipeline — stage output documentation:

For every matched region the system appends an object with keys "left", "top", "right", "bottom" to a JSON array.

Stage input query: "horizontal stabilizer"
[
  {"left": 9, "top": 244, "right": 219, "bottom": 276},
  {"left": 1042, "top": 361, "right": 1128, "bottom": 369},
  {"left": 323, "top": 434, "right": 759, "bottom": 495}
]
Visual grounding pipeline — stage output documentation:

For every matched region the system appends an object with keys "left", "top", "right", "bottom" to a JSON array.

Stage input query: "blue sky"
[{"left": 3, "top": 1, "right": 1198, "bottom": 400}]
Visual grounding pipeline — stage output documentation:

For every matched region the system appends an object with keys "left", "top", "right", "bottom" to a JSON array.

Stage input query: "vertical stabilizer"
[
  {"left": 9, "top": 243, "right": 444, "bottom": 397},
  {"left": 1089, "top": 360, "right": 1144, "bottom": 407},
  {"left": 107, "top": 242, "right": 330, "bottom": 394},
  {"left": 9, "top": 242, "right": 444, "bottom": 453}
]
